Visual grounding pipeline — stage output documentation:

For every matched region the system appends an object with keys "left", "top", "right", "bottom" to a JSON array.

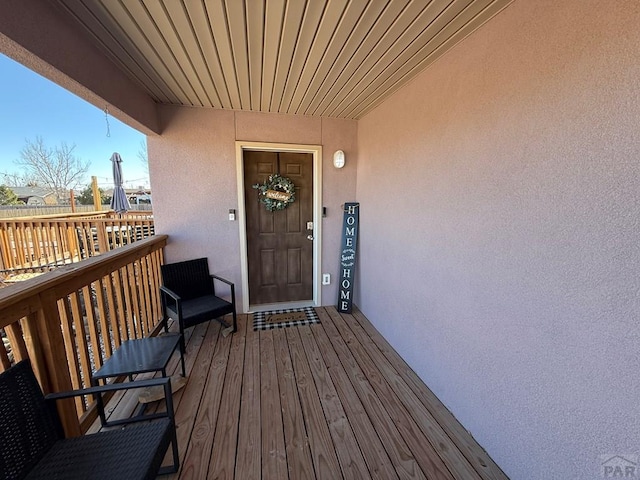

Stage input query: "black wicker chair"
[
  {"left": 0, "top": 360, "right": 179, "bottom": 480},
  {"left": 160, "top": 257, "right": 237, "bottom": 352}
]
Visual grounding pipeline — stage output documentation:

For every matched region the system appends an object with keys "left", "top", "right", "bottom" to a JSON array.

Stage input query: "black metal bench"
[
  {"left": 160, "top": 257, "right": 237, "bottom": 353},
  {"left": 0, "top": 360, "right": 179, "bottom": 480}
]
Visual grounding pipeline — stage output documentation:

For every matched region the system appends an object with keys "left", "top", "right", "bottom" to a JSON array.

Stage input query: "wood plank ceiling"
[{"left": 54, "top": 0, "right": 512, "bottom": 119}]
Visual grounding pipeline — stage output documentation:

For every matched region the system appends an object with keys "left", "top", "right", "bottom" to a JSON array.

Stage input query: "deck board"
[
  {"left": 235, "top": 315, "right": 261, "bottom": 479},
  {"left": 326, "top": 308, "right": 456, "bottom": 480},
  {"left": 208, "top": 324, "right": 245, "bottom": 478},
  {"left": 273, "top": 328, "right": 315, "bottom": 479},
  {"left": 318, "top": 308, "right": 427, "bottom": 480},
  {"left": 310, "top": 313, "right": 399, "bottom": 480},
  {"left": 343, "top": 310, "right": 482, "bottom": 479},
  {"left": 178, "top": 322, "right": 228, "bottom": 479},
  {"left": 100, "top": 307, "right": 508, "bottom": 479},
  {"left": 260, "top": 329, "right": 288, "bottom": 479},
  {"left": 286, "top": 325, "right": 343, "bottom": 479},
  {"left": 350, "top": 310, "right": 507, "bottom": 480},
  {"left": 298, "top": 324, "right": 371, "bottom": 478}
]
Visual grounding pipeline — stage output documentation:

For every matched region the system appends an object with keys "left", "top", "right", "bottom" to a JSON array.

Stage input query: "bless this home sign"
[{"left": 338, "top": 202, "right": 359, "bottom": 313}]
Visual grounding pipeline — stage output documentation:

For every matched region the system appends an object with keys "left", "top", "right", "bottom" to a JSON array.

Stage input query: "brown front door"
[{"left": 243, "top": 150, "right": 314, "bottom": 306}]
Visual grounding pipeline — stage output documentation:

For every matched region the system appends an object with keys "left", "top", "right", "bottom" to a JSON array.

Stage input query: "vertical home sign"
[{"left": 338, "top": 202, "right": 359, "bottom": 313}]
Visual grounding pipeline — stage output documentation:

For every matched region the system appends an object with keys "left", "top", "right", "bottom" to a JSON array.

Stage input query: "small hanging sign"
[
  {"left": 265, "top": 189, "right": 291, "bottom": 201},
  {"left": 338, "top": 202, "right": 359, "bottom": 313}
]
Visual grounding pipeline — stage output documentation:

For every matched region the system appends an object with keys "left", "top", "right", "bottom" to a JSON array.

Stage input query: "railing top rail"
[
  {"left": 1, "top": 211, "right": 113, "bottom": 221},
  {"left": 0, "top": 217, "right": 154, "bottom": 225},
  {"left": 0, "top": 235, "right": 167, "bottom": 329},
  {"left": 0, "top": 210, "right": 153, "bottom": 222}
]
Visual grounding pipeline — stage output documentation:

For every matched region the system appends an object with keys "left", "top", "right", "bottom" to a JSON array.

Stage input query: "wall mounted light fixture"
[{"left": 333, "top": 150, "right": 346, "bottom": 169}]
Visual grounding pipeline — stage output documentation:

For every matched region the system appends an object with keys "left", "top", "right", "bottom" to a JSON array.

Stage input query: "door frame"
[{"left": 235, "top": 141, "right": 323, "bottom": 313}]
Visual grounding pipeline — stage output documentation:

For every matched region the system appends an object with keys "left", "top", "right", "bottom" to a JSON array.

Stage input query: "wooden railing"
[
  {"left": 0, "top": 204, "right": 153, "bottom": 218},
  {"left": 0, "top": 235, "right": 167, "bottom": 435},
  {"left": 0, "top": 211, "right": 154, "bottom": 271}
]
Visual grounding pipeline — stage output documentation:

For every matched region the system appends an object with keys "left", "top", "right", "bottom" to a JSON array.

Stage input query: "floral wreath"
[{"left": 252, "top": 173, "right": 296, "bottom": 211}]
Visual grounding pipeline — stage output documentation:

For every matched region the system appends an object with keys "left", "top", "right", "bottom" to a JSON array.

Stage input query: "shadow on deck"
[{"left": 95, "top": 306, "right": 508, "bottom": 480}]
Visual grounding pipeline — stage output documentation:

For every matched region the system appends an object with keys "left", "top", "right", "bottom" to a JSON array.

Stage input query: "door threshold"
[{"left": 248, "top": 301, "right": 315, "bottom": 314}]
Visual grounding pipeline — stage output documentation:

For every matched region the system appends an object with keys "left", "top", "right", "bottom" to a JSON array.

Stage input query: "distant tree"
[
  {"left": 137, "top": 138, "right": 149, "bottom": 174},
  {"left": 16, "top": 136, "right": 90, "bottom": 202},
  {"left": 0, "top": 185, "right": 21, "bottom": 205},
  {"left": 0, "top": 172, "right": 37, "bottom": 187},
  {"left": 77, "top": 184, "right": 110, "bottom": 205}
]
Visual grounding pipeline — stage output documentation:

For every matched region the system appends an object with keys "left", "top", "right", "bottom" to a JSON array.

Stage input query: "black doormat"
[{"left": 253, "top": 307, "right": 320, "bottom": 331}]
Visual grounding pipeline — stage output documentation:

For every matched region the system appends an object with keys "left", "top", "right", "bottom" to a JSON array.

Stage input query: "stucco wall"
[
  {"left": 357, "top": 0, "right": 640, "bottom": 478},
  {"left": 148, "top": 106, "right": 357, "bottom": 311}
]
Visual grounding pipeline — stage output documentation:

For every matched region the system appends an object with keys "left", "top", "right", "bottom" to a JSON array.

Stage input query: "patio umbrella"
[{"left": 109, "top": 152, "right": 130, "bottom": 214}]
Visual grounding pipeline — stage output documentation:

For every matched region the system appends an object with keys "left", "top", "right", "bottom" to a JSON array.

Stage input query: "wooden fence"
[
  {"left": 0, "top": 204, "right": 153, "bottom": 218},
  {"left": 0, "top": 236, "right": 167, "bottom": 435}
]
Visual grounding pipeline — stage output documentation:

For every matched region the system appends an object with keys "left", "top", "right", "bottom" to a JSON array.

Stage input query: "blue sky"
[{"left": 0, "top": 54, "right": 149, "bottom": 190}]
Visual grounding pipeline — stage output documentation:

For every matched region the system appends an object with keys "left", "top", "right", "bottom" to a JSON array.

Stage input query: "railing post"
[
  {"left": 96, "top": 222, "right": 109, "bottom": 253},
  {"left": 0, "top": 228, "right": 7, "bottom": 269},
  {"left": 35, "top": 291, "right": 81, "bottom": 437},
  {"left": 21, "top": 312, "right": 49, "bottom": 387},
  {"left": 91, "top": 176, "right": 102, "bottom": 212}
]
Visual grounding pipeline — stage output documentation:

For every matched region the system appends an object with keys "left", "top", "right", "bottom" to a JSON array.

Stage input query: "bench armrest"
[
  {"left": 160, "top": 285, "right": 182, "bottom": 301},
  {"left": 45, "top": 376, "right": 171, "bottom": 400},
  {"left": 210, "top": 274, "right": 233, "bottom": 286},
  {"left": 46, "top": 377, "right": 175, "bottom": 425},
  {"left": 210, "top": 275, "right": 236, "bottom": 303}
]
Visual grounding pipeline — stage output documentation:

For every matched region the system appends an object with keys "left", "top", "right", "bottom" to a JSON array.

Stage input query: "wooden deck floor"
[{"left": 99, "top": 307, "right": 508, "bottom": 479}]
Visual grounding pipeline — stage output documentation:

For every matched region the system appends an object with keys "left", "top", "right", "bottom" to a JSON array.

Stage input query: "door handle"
[{"left": 307, "top": 235, "right": 314, "bottom": 241}]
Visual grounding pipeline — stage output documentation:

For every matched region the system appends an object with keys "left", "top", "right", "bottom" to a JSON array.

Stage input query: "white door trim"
[{"left": 235, "top": 141, "right": 323, "bottom": 313}]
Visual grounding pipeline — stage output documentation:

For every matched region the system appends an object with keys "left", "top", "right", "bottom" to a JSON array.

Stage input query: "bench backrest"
[
  {"left": 161, "top": 257, "right": 213, "bottom": 300},
  {"left": 0, "top": 360, "right": 62, "bottom": 480}
]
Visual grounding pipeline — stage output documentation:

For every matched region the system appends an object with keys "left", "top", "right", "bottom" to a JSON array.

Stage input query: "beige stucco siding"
[
  {"left": 357, "top": 0, "right": 640, "bottom": 479},
  {"left": 148, "top": 106, "right": 357, "bottom": 311}
]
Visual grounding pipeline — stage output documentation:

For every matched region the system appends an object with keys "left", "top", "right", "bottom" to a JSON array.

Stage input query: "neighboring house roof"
[
  {"left": 10, "top": 187, "right": 56, "bottom": 199},
  {"left": 9, "top": 187, "right": 57, "bottom": 206}
]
